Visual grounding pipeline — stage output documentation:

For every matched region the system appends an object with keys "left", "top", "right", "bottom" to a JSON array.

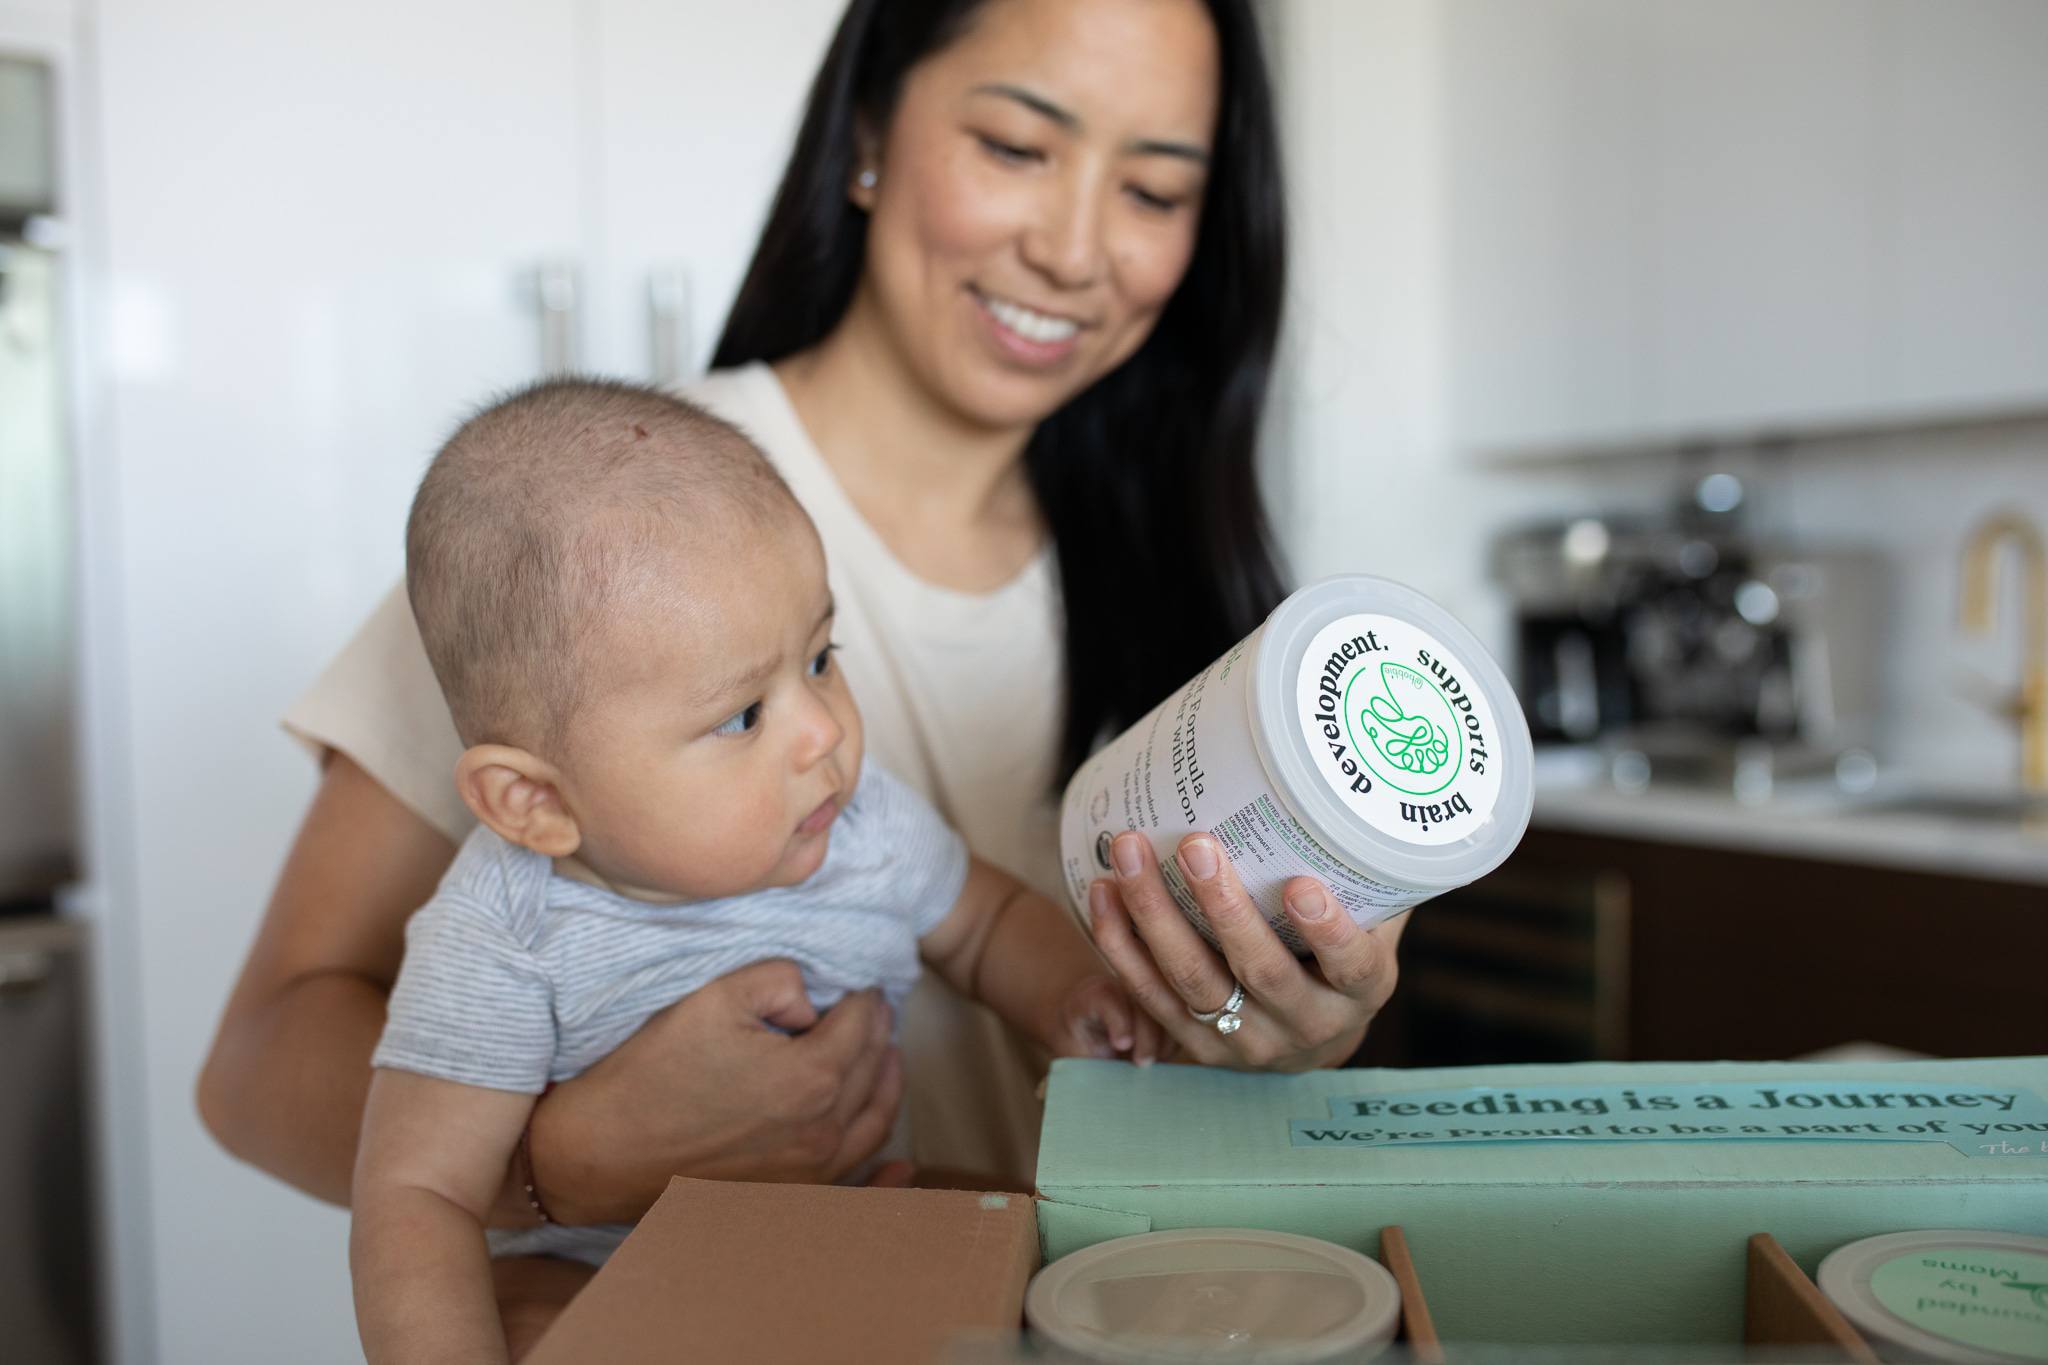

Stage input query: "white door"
[
  {"left": 89, "top": 1, "right": 580, "bottom": 1358},
  {"left": 581, "top": 0, "right": 846, "bottom": 382}
]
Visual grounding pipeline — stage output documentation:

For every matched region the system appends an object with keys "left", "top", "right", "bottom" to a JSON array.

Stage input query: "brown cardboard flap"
[
  {"left": 527, "top": 1177, "right": 1039, "bottom": 1365},
  {"left": 1743, "top": 1232, "right": 1879, "bottom": 1363},
  {"left": 1378, "top": 1226, "right": 1444, "bottom": 1364}
]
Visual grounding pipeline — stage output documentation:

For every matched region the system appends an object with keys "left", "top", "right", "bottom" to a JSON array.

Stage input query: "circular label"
[
  {"left": 1294, "top": 614, "right": 1505, "bottom": 847},
  {"left": 1868, "top": 1248, "right": 2048, "bottom": 1360}
]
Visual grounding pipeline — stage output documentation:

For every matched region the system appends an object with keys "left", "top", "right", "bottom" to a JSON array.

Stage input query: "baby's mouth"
[{"left": 796, "top": 793, "right": 841, "bottom": 838}]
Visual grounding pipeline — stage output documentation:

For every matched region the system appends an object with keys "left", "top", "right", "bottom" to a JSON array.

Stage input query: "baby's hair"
[{"left": 406, "top": 377, "right": 797, "bottom": 752}]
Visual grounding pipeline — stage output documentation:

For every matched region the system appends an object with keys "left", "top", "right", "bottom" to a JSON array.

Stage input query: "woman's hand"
[
  {"left": 525, "top": 961, "right": 902, "bottom": 1226},
  {"left": 1085, "top": 832, "right": 1404, "bottom": 1070}
]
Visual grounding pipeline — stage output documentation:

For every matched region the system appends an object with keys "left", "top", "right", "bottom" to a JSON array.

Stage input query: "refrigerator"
[{"left": 1, "top": 48, "right": 99, "bottom": 1365}]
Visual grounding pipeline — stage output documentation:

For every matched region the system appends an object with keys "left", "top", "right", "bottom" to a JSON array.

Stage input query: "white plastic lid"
[
  {"left": 1024, "top": 1228, "right": 1402, "bottom": 1364},
  {"left": 1817, "top": 1229, "right": 2048, "bottom": 1363},
  {"left": 1248, "top": 576, "right": 1534, "bottom": 892}
]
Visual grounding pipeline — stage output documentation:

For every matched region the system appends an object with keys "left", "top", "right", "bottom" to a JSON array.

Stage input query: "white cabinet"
[
  {"left": 1642, "top": 0, "right": 1883, "bottom": 435},
  {"left": 1442, "top": 0, "right": 1649, "bottom": 453},
  {"left": 582, "top": 0, "right": 844, "bottom": 379},
  {"left": 83, "top": 4, "right": 874, "bottom": 1360},
  {"left": 93, "top": 3, "right": 581, "bottom": 1361},
  {"left": 1885, "top": 0, "right": 2048, "bottom": 418},
  {"left": 1442, "top": 0, "right": 2048, "bottom": 458}
]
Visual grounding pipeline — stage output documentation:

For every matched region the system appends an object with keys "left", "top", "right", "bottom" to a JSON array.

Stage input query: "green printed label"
[
  {"left": 1870, "top": 1248, "right": 2048, "bottom": 1359},
  {"left": 1287, "top": 1081, "right": 2048, "bottom": 1160}
]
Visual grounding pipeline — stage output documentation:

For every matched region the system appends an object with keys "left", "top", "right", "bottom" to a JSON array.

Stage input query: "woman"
[{"left": 202, "top": 0, "right": 1401, "bottom": 1272}]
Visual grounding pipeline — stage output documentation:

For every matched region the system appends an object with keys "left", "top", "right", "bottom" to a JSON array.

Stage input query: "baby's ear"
[{"left": 455, "top": 745, "right": 581, "bottom": 858}]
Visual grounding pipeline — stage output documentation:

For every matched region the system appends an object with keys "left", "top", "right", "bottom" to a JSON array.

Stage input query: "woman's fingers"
[
  {"left": 827, "top": 1045, "right": 904, "bottom": 1183},
  {"left": 1282, "top": 879, "right": 1403, "bottom": 1013},
  {"left": 1086, "top": 879, "right": 1237, "bottom": 1064},
  {"left": 1108, "top": 832, "right": 1238, "bottom": 1016},
  {"left": 1180, "top": 838, "right": 1326, "bottom": 1031}
]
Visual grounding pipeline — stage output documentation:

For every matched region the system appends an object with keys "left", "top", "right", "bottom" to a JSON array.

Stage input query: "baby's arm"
[
  {"left": 350, "top": 1068, "right": 538, "bottom": 1365},
  {"left": 921, "top": 857, "right": 1164, "bottom": 1063}
]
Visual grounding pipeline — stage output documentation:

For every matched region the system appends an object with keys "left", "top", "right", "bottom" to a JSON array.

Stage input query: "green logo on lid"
[{"left": 1348, "top": 662, "right": 1462, "bottom": 797}]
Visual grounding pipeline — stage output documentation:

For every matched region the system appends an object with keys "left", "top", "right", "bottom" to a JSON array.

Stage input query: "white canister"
[{"left": 1059, "top": 575, "right": 1534, "bottom": 949}]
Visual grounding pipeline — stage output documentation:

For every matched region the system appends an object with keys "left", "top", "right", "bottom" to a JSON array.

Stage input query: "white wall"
[{"left": 1268, "top": 0, "right": 2048, "bottom": 791}]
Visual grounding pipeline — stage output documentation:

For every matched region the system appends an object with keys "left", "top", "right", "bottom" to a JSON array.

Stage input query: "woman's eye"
[
  {"left": 976, "top": 133, "right": 1040, "bottom": 165},
  {"left": 809, "top": 643, "right": 839, "bottom": 678},
  {"left": 1126, "top": 183, "right": 1185, "bottom": 214},
  {"left": 713, "top": 701, "right": 763, "bottom": 737}
]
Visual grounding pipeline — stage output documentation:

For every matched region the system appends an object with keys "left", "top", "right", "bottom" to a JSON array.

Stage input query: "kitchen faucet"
[{"left": 1959, "top": 510, "right": 2047, "bottom": 792}]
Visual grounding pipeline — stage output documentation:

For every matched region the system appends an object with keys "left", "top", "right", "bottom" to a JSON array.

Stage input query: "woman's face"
[{"left": 856, "top": 0, "right": 1220, "bottom": 433}]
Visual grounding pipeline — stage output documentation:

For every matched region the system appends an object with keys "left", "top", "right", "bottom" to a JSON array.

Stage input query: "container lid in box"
[
  {"left": 1024, "top": 1227, "right": 1401, "bottom": 1363},
  {"left": 526, "top": 1177, "right": 1039, "bottom": 1365},
  {"left": 1817, "top": 1229, "right": 2048, "bottom": 1363}
]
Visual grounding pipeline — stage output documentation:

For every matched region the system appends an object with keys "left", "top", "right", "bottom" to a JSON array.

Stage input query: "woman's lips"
[
  {"left": 797, "top": 794, "right": 841, "bottom": 838},
  {"left": 971, "top": 287, "right": 1085, "bottom": 368}
]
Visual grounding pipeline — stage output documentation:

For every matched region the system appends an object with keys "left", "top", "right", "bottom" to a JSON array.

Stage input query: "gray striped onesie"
[{"left": 371, "top": 761, "right": 967, "bottom": 1265}]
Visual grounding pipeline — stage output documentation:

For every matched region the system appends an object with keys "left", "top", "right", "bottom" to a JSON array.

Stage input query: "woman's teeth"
[{"left": 983, "top": 295, "right": 1079, "bottom": 344}]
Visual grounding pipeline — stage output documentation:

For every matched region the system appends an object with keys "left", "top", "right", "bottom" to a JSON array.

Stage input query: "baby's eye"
[
  {"left": 713, "top": 701, "right": 763, "bottom": 737},
  {"left": 808, "top": 643, "right": 839, "bottom": 678}
]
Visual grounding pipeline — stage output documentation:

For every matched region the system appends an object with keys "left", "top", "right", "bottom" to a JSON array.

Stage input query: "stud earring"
[{"left": 857, "top": 168, "right": 878, "bottom": 190}]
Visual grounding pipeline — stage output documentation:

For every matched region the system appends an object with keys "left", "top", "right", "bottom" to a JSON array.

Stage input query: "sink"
[{"left": 1857, "top": 791, "right": 2048, "bottom": 825}]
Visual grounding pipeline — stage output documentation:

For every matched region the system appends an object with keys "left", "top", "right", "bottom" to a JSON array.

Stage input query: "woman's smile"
[{"left": 970, "top": 285, "right": 1087, "bottom": 367}]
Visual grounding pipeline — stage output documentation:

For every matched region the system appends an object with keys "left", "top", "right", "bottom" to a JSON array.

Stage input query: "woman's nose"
[{"left": 1021, "top": 164, "right": 1107, "bottom": 291}]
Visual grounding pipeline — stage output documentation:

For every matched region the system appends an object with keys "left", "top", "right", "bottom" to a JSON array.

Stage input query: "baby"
[{"left": 349, "top": 379, "right": 1160, "bottom": 1363}]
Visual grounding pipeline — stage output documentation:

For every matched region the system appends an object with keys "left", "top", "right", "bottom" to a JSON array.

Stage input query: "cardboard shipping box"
[
  {"left": 1036, "top": 1056, "right": 2048, "bottom": 1346},
  {"left": 526, "top": 1177, "right": 1039, "bottom": 1364}
]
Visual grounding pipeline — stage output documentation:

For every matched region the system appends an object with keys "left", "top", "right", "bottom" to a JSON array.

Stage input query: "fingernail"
[
  {"left": 1087, "top": 881, "right": 1112, "bottom": 926},
  {"left": 1112, "top": 833, "right": 1145, "bottom": 877},
  {"left": 1114, "top": 1033, "right": 1132, "bottom": 1052},
  {"left": 1286, "top": 884, "right": 1330, "bottom": 921},
  {"left": 1179, "top": 837, "right": 1219, "bottom": 881}
]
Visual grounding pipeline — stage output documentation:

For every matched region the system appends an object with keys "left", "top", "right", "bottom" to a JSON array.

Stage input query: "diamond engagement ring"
[{"left": 1190, "top": 982, "right": 1247, "bottom": 1035}]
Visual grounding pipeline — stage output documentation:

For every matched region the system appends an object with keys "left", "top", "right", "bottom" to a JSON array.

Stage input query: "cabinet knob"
[
  {"left": 647, "top": 264, "right": 692, "bottom": 388},
  {"left": 532, "top": 260, "right": 581, "bottom": 375}
]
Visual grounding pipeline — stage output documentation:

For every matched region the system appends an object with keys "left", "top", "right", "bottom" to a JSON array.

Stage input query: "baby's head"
[{"left": 408, "top": 378, "right": 863, "bottom": 899}]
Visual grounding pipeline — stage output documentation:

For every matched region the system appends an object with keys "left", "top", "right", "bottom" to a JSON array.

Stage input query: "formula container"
[{"left": 1059, "top": 575, "right": 1533, "bottom": 950}]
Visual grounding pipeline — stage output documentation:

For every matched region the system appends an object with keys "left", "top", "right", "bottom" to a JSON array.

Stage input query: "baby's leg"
[{"left": 492, "top": 1255, "right": 596, "bottom": 1361}]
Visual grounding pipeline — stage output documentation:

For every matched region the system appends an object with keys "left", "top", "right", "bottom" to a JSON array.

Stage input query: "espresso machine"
[{"left": 1491, "top": 476, "right": 1886, "bottom": 793}]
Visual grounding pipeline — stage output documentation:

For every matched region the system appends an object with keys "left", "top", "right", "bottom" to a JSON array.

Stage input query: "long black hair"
[{"left": 713, "top": 0, "right": 1289, "bottom": 783}]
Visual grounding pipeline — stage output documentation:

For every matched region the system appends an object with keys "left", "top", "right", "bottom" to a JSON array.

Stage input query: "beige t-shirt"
[{"left": 284, "top": 363, "right": 1064, "bottom": 1183}]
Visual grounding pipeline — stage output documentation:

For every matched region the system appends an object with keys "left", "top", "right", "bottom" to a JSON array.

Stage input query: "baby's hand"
[{"left": 1052, "top": 973, "right": 1166, "bottom": 1066}]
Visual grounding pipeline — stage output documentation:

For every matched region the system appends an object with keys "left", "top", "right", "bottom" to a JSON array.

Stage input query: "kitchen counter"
[{"left": 1532, "top": 779, "right": 2048, "bottom": 888}]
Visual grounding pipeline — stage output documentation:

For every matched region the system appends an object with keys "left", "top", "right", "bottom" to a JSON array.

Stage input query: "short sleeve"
[
  {"left": 373, "top": 892, "right": 557, "bottom": 1094},
  {"left": 282, "top": 582, "right": 474, "bottom": 843},
  {"left": 852, "top": 764, "right": 970, "bottom": 938}
]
